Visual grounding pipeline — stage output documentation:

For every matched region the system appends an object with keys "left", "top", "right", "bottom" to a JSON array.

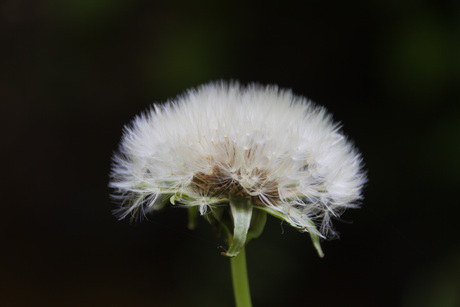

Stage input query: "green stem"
[{"left": 230, "top": 246, "right": 252, "bottom": 307}]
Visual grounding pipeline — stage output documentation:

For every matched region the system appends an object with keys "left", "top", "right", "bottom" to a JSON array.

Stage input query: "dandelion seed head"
[{"left": 110, "top": 81, "right": 367, "bottom": 238}]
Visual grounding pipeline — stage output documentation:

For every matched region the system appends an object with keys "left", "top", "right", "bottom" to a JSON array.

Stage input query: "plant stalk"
[{"left": 230, "top": 246, "right": 252, "bottom": 307}]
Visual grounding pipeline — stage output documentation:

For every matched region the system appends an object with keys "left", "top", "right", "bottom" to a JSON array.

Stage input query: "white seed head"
[{"left": 110, "top": 81, "right": 367, "bottom": 238}]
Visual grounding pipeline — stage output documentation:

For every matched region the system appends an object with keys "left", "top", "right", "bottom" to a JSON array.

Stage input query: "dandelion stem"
[{"left": 230, "top": 246, "right": 252, "bottom": 307}]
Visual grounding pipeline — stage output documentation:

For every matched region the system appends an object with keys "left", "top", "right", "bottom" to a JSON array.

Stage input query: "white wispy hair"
[{"left": 110, "top": 81, "right": 366, "bottom": 239}]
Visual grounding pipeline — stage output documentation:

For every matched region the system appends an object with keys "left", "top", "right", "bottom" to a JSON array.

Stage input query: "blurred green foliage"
[{"left": 403, "top": 250, "right": 460, "bottom": 307}]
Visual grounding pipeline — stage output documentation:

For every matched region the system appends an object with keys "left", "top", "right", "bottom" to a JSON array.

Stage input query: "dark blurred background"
[{"left": 2, "top": 0, "right": 459, "bottom": 306}]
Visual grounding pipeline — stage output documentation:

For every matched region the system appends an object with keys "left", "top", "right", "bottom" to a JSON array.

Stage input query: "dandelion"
[{"left": 110, "top": 81, "right": 366, "bottom": 307}]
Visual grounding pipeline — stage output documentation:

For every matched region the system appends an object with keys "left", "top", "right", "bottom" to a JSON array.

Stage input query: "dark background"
[{"left": 2, "top": 0, "right": 459, "bottom": 306}]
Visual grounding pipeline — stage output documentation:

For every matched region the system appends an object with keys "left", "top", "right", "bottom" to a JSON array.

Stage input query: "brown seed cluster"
[
  {"left": 191, "top": 166, "right": 231, "bottom": 197},
  {"left": 190, "top": 165, "right": 278, "bottom": 205}
]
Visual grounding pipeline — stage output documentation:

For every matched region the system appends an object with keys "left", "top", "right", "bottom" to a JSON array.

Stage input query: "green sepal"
[
  {"left": 308, "top": 229, "right": 324, "bottom": 258},
  {"left": 247, "top": 208, "right": 267, "bottom": 242},
  {"left": 257, "top": 206, "right": 324, "bottom": 257},
  {"left": 187, "top": 206, "right": 199, "bottom": 230},
  {"left": 207, "top": 205, "right": 231, "bottom": 239},
  {"left": 222, "top": 196, "right": 253, "bottom": 258},
  {"left": 170, "top": 194, "right": 180, "bottom": 205}
]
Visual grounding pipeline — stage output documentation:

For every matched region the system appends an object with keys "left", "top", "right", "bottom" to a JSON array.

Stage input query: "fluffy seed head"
[{"left": 110, "top": 81, "right": 367, "bottom": 238}]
